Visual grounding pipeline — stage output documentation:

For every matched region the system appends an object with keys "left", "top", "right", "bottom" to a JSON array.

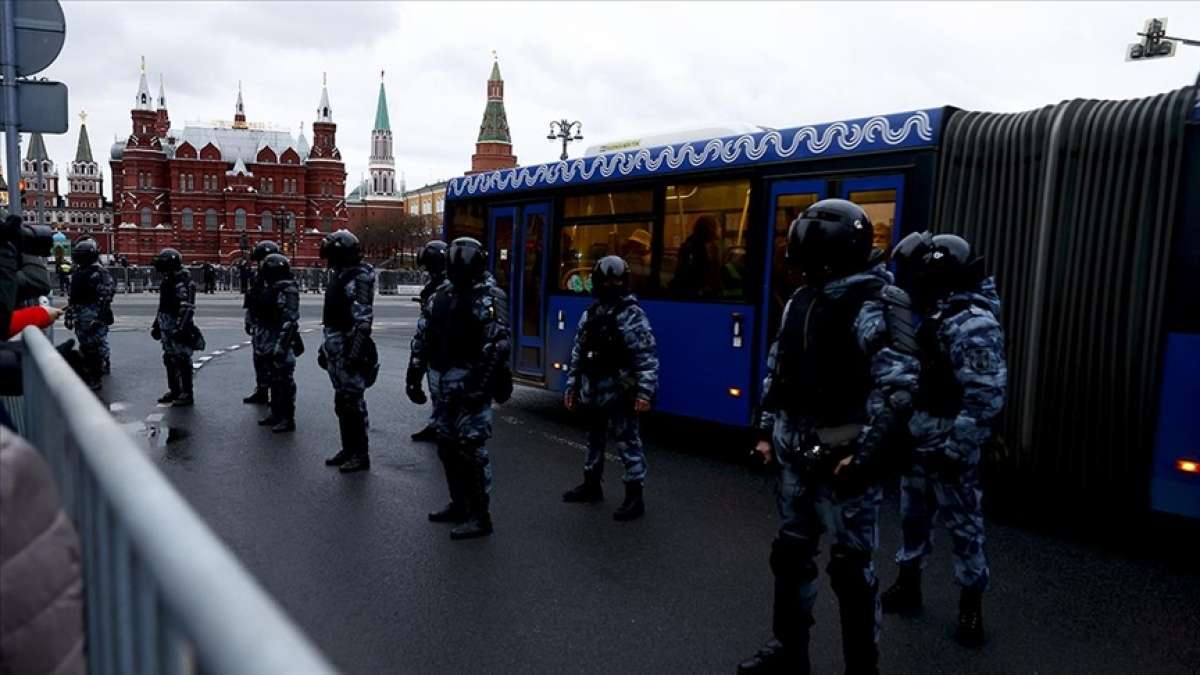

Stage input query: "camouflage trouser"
[
  {"left": 895, "top": 459, "right": 989, "bottom": 591},
  {"left": 263, "top": 349, "right": 296, "bottom": 421},
  {"left": 252, "top": 327, "right": 274, "bottom": 393},
  {"left": 582, "top": 406, "right": 647, "bottom": 484},
  {"left": 73, "top": 307, "right": 109, "bottom": 380},
  {"left": 776, "top": 457, "right": 882, "bottom": 652},
  {"left": 323, "top": 331, "right": 369, "bottom": 451},
  {"left": 429, "top": 368, "right": 493, "bottom": 497}
]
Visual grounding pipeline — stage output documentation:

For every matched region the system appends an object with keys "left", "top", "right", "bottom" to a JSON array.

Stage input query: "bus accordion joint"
[{"left": 1178, "top": 459, "right": 1199, "bottom": 475}]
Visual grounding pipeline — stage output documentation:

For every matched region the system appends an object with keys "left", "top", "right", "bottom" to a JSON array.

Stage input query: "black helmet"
[
  {"left": 320, "top": 229, "right": 360, "bottom": 267},
  {"left": 73, "top": 238, "right": 100, "bottom": 267},
  {"left": 447, "top": 237, "right": 486, "bottom": 289},
  {"left": 891, "top": 231, "right": 984, "bottom": 309},
  {"left": 260, "top": 253, "right": 292, "bottom": 283},
  {"left": 591, "top": 255, "right": 630, "bottom": 303},
  {"left": 418, "top": 240, "right": 449, "bottom": 276},
  {"left": 251, "top": 240, "right": 281, "bottom": 263},
  {"left": 154, "top": 248, "right": 183, "bottom": 274},
  {"left": 786, "top": 198, "right": 874, "bottom": 284}
]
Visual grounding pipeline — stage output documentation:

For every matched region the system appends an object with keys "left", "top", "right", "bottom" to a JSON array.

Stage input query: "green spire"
[
  {"left": 75, "top": 119, "right": 94, "bottom": 163},
  {"left": 373, "top": 73, "right": 390, "bottom": 132},
  {"left": 489, "top": 59, "right": 502, "bottom": 82},
  {"left": 26, "top": 133, "right": 48, "bottom": 161},
  {"left": 477, "top": 101, "right": 511, "bottom": 143}
]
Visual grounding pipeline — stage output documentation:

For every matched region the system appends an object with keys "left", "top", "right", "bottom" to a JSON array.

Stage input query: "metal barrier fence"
[
  {"left": 17, "top": 327, "right": 337, "bottom": 675},
  {"left": 106, "top": 266, "right": 427, "bottom": 295}
]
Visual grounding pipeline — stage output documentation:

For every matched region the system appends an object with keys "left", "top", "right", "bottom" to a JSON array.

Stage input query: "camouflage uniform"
[
  {"left": 244, "top": 270, "right": 272, "bottom": 397},
  {"left": 758, "top": 265, "right": 920, "bottom": 672},
  {"left": 154, "top": 271, "right": 198, "bottom": 397},
  {"left": 66, "top": 262, "right": 114, "bottom": 385},
  {"left": 895, "top": 276, "right": 1006, "bottom": 592},
  {"left": 256, "top": 278, "right": 301, "bottom": 424},
  {"left": 417, "top": 274, "right": 450, "bottom": 430},
  {"left": 409, "top": 273, "right": 511, "bottom": 511},
  {"left": 564, "top": 294, "right": 659, "bottom": 484},
  {"left": 322, "top": 262, "right": 377, "bottom": 458}
]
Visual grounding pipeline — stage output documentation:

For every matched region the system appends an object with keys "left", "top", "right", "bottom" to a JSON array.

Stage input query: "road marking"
[
  {"left": 211, "top": 350, "right": 224, "bottom": 356},
  {"left": 198, "top": 356, "right": 213, "bottom": 362},
  {"left": 192, "top": 362, "right": 203, "bottom": 370},
  {"left": 109, "top": 401, "right": 129, "bottom": 413},
  {"left": 228, "top": 344, "right": 242, "bottom": 350}
]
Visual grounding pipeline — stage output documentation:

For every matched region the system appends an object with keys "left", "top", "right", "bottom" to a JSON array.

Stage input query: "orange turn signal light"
[
  {"left": 728, "top": 387, "right": 742, "bottom": 398},
  {"left": 1178, "top": 459, "right": 1199, "bottom": 474}
]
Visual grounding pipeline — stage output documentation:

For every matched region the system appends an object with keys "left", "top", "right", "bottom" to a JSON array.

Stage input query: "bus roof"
[{"left": 446, "top": 107, "right": 944, "bottom": 201}]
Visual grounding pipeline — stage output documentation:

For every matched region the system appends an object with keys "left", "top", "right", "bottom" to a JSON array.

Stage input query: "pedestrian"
[
  {"left": 63, "top": 238, "right": 114, "bottom": 390},
  {"left": 738, "top": 199, "right": 920, "bottom": 675},
  {"left": 410, "top": 239, "right": 448, "bottom": 443},
  {"left": 880, "top": 231, "right": 1007, "bottom": 647},
  {"left": 151, "top": 248, "right": 202, "bottom": 407},
  {"left": 253, "top": 253, "right": 301, "bottom": 433},
  {"left": 406, "top": 237, "right": 511, "bottom": 540},
  {"left": 318, "top": 230, "right": 378, "bottom": 474},
  {"left": 561, "top": 255, "right": 659, "bottom": 521},
  {"left": 239, "top": 258, "right": 252, "bottom": 294},
  {"left": 242, "top": 241, "right": 282, "bottom": 406}
]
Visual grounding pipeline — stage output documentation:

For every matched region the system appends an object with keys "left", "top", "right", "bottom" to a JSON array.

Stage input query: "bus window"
[
  {"left": 846, "top": 189, "right": 898, "bottom": 253},
  {"left": 769, "top": 192, "right": 820, "bottom": 338},
  {"left": 660, "top": 179, "right": 752, "bottom": 301},
  {"left": 564, "top": 190, "right": 653, "bottom": 218},
  {"left": 445, "top": 201, "right": 485, "bottom": 241},
  {"left": 559, "top": 221, "right": 655, "bottom": 294}
]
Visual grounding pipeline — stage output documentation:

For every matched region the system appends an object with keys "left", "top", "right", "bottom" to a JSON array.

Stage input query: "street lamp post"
[{"left": 547, "top": 119, "right": 584, "bottom": 161}]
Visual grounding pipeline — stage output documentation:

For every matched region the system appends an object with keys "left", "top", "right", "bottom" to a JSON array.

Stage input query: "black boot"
[
  {"left": 271, "top": 419, "right": 296, "bottom": 433},
  {"left": 737, "top": 638, "right": 809, "bottom": 675},
  {"left": 830, "top": 550, "right": 880, "bottom": 675},
  {"left": 430, "top": 445, "right": 469, "bottom": 523},
  {"left": 258, "top": 414, "right": 280, "bottom": 426},
  {"left": 339, "top": 416, "right": 370, "bottom": 473},
  {"left": 612, "top": 481, "right": 645, "bottom": 521},
  {"left": 450, "top": 466, "right": 493, "bottom": 539},
  {"left": 411, "top": 425, "right": 438, "bottom": 442},
  {"left": 880, "top": 565, "right": 922, "bottom": 615},
  {"left": 562, "top": 470, "right": 603, "bottom": 503},
  {"left": 157, "top": 362, "right": 179, "bottom": 403},
  {"left": 173, "top": 364, "right": 194, "bottom": 407},
  {"left": 954, "top": 588, "right": 985, "bottom": 647},
  {"left": 738, "top": 537, "right": 814, "bottom": 675},
  {"left": 243, "top": 388, "right": 269, "bottom": 404},
  {"left": 269, "top": 380, "right": 296, "bottom": 433},
  {"left": 326, "top": 408, "right": 357, "bottom": 466},
  {"left": 324, "top": 450, "right": 353, "bottom": 466},
  {"left": 339, "top": 453, "right": 370, "bottom": 473}
]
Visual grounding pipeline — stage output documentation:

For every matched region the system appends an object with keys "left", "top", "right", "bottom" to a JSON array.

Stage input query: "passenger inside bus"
[
  {"left": 668, "top": 215, "right": 722, "bottom": 298},
  {"left": 621, "top": 229, "right": 653, "bottom": 287}
]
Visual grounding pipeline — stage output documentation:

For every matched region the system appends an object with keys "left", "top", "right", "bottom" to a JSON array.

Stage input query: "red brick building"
[
  {"left": 111, "top": 62, "right": 346, "bottom": 266},
  {"left": 468, "top": 56, "right": 517, "bottom": 175}
]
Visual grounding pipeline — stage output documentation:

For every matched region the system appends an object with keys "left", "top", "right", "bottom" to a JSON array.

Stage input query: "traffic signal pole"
[{"left": 1, "top": 0, "right": 23, "bottom": 217}]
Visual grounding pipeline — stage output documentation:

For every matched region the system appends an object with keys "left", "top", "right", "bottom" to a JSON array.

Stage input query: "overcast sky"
[{"left": 7, "top": 1, "right": 1200, "bottom": 199}]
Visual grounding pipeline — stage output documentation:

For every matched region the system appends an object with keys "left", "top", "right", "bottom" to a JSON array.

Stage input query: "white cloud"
[{"left": 6, "top": 1, "right": 1198, "bottom": 200}]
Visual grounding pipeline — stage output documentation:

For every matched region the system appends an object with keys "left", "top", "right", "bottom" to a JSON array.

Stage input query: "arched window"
[
  {"left": 140, "top": 207, "right": 151, "bottom": 227},
  {"left": 261, "top": 211, "right": 273, "bottom": 232},
  {"left": 205, "top": 209, "right": 219, "bottom": 230},
  {"left": 235, "top": 208, "right": 247, "bottom": 231},
  {"left": 181, "top": 208, "right": 194, "bottom": 230}
]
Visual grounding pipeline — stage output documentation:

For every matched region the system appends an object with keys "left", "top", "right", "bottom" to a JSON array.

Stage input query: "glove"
[
  {"left": 406, "top": 366, "right": 424, "bottom": 390},
  {"left": 272, "top": 343, "right": 287, "bottom": 360},
  {"left": 406, "top": 383, "right": 427, "bottom": 405},
  {"left": 317, "top": 346, "right": 328, "bottom": 370},
  {"left": 64, "top": 316, "right": 74, "bottom": 330},
  {"left": 151, "top": 324, "right": 161, "bottom": 341}
]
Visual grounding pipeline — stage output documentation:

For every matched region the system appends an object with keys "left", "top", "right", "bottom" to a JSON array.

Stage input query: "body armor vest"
[
  {"left": 914, "top": 298, "right": 981, "bottom": 418},
  {"left": 69, "top": 267, "right": 98, "bottom": 306},
  {"left": 773, "top": 280, "right": 882, "bottom": 426},
  {"left": 158, "top": 273, "right": 183, "bottom": 314},
  {"left": 427, "top": 287, "right": 485, "bottom": 371},
  {"left": 323, "top": 267, "right": 356, "bottom": 330},
  {"left": 578, "top": 299, "right": 635, "bottom": 378}
]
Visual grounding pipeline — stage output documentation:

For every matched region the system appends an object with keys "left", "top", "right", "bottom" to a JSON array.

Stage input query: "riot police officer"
[
  {"left": 881, "top": 232, "right": 1006, "bottom": 648},
  {"left": 407, "top": 237, "right": 511, "bottom": 540},
  {"left": 562, "top": 255, "right": 659, "bottom": 521},
  {"left": 65, "top": 238, "right": 114, "bottom": 390},
  {"left": 243, "top": 241, "right": 282, "bottom": 405},
  {"left": 738, "top": 199, "right": 920, "bottom": 675},
  {"left": 253, "top": 253, "right": 301, "bottom": 433},
  {"left": 411, "top": 240, "right": 449, "bottom": 443},
  {"left": 151, "top": 248, "right": 201, "bottom": 407},
  {"left": 319, "top": 230, "right": 378, "bottom": 473}
]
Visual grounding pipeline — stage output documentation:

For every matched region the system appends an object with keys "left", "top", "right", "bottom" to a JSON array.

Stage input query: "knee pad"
[
  {"left": 770, "top": 537, "right": 819, "bottom": 583},
  {"left": 334, "top": 394, "right": 358, "bottom": 417},
  {"left": 827, "top": 545, "right": 873, "bottom": 594}
]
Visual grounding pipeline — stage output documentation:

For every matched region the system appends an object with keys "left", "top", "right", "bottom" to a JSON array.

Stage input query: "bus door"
[
  {"left": 838, "top": 175, "right": 906, "bottom": 257},
  {"left": 487, "top": 203, "right": 552, "bottom": 380},
  {"left": 759, "top": 180, "right": 825, "bottom": 378}
]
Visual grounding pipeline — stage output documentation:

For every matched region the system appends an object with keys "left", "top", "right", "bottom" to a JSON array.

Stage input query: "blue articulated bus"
[{"left": 442, "top": 81, "right": 1200, "bottom": 520}]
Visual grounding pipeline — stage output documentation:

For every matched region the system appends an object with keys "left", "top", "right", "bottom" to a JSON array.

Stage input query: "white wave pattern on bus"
[{"left": 449, "top": 110, "right": 934, "bottom": 198}]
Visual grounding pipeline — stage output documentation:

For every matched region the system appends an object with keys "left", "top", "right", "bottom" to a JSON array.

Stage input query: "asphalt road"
[{"left": 88, "top": 292, "right": 1199, "bottom": 674}]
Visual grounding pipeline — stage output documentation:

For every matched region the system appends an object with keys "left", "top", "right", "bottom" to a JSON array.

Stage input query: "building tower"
[
  {"left": 121, "top": 56, "right": 168, "bottom": 230},
  {"left": 233, "top": 81, "right": 248, "bottom": 130},
  {"left": 367, "top": 70, "right": 397, "bottom": 197},
  {"left": 67, "top": 111, "right": 103, "bottom": 211},
  {"left": 305, "top": 73, "right": 346, "bottom": 233},
  {"left": 469, "top": 53, "right": 517, "bottom": 174},
  {"left": 20, "top": 133, "right": 58, "bottom": 219},
  {"left": 155, "top": 75, "right": 171, "bottom": 137}
]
